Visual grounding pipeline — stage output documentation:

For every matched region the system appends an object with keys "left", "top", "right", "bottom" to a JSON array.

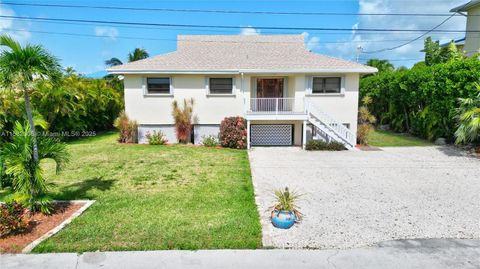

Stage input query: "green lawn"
[
  {"left": 1, "top": 132, "right": 262, "bottom": 252},
  {"left": 368, "top": 129, "right": 433, "bottom": 147}
]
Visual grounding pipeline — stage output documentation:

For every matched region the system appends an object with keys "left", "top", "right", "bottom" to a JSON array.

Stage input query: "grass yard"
[
  {"left": 0, "top": 132, "right": 262, "bottom": 252},
  {"left": 368, "top": 129, "right": 433, "bottom": 147}
]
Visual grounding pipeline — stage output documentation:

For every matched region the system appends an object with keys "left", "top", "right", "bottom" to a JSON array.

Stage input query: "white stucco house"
[
  {"left": 107, "top": 35, "right": 377, "bottom": 149},
  {"left": 451, "top": 0, "right": 480, "bottom": 56}
]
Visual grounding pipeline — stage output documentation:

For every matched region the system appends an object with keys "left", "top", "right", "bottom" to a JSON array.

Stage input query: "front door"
[
  {"left": 256, "top": 78, "right": 284, "bottom": 98},
  {"left": 255, "top": 78, "right": 284, "bottom": 112}
]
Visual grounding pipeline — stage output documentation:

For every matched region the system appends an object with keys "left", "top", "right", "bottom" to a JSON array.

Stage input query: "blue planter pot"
[{"left": 271, "top": 210, "right": 296, "bottom": 229}]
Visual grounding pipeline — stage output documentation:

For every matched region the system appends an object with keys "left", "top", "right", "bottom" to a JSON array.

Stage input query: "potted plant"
[{"left": 270, "top": 187, "right": 302, "bottom": 229}]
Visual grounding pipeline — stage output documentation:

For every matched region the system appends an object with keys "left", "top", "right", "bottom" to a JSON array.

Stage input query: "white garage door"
[{"left": 251, "top": 125, "right": 293, "bottom": 146}]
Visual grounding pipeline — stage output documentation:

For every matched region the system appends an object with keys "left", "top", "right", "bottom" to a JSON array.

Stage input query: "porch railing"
[{"left": 247, "top": 98, "right": 298, "bottom": 114}]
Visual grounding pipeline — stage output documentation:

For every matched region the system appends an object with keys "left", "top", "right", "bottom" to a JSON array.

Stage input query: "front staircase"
[{"left": 305, "top": 100, "right": 356, "bottom": 150}]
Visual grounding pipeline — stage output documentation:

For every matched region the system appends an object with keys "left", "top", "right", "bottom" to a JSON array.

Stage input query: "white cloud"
[
  {"left": 302, "top": 32, "right": 320, "bottom": 51},
  {"left": 94, "top": 26, "right": 119, "bottom": 41},
  {"left": 323, "top": 0, "right": 466, "bottom": 66},
  {"left": 240, "top": 26, "right": 260, "bottom": 36},
  {"left": 0, "top": 1, "right": 31, "bottom": 44}
]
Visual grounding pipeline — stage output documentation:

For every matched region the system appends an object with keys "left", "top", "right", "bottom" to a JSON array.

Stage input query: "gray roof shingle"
[{"left": 107, "top": 35, "right": 377, "bottom": 74}]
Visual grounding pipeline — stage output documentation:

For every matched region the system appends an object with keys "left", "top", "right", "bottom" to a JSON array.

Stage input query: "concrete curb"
[{"left": 22, "top": 200, "right": 96, "bottom": 253}]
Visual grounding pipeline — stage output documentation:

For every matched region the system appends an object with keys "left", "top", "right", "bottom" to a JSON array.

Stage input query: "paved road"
[
  {"left": 1, "top": 239, "right": 479, "bottom": 269},
  {"left": 249, "top": 146, "right": 480, "bottom": 249}
]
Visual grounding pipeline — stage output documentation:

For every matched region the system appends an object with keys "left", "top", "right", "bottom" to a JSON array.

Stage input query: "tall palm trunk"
[
  {"left": 23, "top": 90, "right": 39, "bottom": 213},
  {"left": 23, "top": 90, "right": 39, "bottom": 162}
]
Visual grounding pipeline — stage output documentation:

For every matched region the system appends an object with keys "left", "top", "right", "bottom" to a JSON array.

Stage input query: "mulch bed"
[{"left": 0, "top": 202, "right": 85, "bottom": 253}]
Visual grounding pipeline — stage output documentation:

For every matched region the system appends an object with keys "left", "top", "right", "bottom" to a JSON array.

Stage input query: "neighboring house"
[
  {"left": 107, "top": 35, "right": 376, "bottom": 149},
  {"left": 451, "top": 1, "right": 480, "bottom": 56},
  {"left": 441, "top": 37, "right": 465, "bottom": 51}
]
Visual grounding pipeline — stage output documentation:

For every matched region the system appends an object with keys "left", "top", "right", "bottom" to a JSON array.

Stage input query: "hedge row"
[{"left": 360, "top": 57, "right": 480, "bottom": 141}]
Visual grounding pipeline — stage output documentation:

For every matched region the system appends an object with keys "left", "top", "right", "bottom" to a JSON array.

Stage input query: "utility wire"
[
  {"left": 1, "top": 27, "right": 419, "bottom": 44},
  {"left": 362, "top": 13, "right": 458, "bottom": 54},
  {"left": 0, "top": 2, "right": 466, "bottom": 17},
  {"left": 0, "top": 15, "right": 473, "bottom": 33}
]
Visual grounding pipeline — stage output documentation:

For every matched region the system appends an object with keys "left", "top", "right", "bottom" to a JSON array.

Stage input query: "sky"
[{"left": 0, "top": 0, "right": 468, "bottom": 76}]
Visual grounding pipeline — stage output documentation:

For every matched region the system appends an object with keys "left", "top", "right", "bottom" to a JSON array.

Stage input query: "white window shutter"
[
  {"left": 142, "top": 77, "right": 147, "bottom": 94},
  {"left": 305, "top": 76, "right": 313, "bottom": 94}
]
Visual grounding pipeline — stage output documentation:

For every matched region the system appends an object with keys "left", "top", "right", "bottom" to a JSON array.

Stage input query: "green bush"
[
  {"left": 146, "top": 130, "right": 168, "bottom": 145},
  {"left": 0, "top": 201, "right": 29, "bottom": 237},
  {"left": 360, "top": 57, "right": 480, "bottom": 141},
  {"left": 201, "top": 135, "right": 219, "bottom": 147},
  {"left": 305, "top": 140, "right": 346, "bottom": 151}
]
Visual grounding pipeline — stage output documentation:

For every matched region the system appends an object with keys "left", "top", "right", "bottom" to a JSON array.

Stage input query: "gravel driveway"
[{"left": 248, "top": 146, "right": 480, "bottom": 249}]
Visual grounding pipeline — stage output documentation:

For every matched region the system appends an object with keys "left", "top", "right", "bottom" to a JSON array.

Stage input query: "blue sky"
[{"left": 0, "top": 0, "right": 467, "bottom": 75}]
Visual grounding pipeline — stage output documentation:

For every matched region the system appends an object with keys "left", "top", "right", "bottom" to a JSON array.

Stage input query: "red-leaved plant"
[
  {"left": 219, "top": 116, "right": 247, "bottom": 149},
  {"left": 0, "top": 201, "right": 29, "bottom": 237},
  {"left": 172, "top": 98, "right": 194, "bottom": 144}
]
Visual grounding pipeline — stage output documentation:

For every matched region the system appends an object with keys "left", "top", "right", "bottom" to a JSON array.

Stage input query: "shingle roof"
[{"left": 107, "top": 35, "right": 377, "bottom": 74}]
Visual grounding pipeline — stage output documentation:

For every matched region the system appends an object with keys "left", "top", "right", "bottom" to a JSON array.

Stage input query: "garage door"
[{"left": 251, "top": 125, "right": 293, "bottom": 146}]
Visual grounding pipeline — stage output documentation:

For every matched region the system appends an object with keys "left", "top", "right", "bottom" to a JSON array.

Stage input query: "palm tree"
[
  {"left": 128, "top": 48, "right": 149, "bottom": 62},
  {"left": 1, "top": 122, "right": 69, "bottom": 213},
  {"left": 366, "top": 59, "right": 394, "bottom": 74},
  {"left": 105, "top": 48, "right": 149, "bottom": 67},
  {"left": 105, "top": 57, "right": 123, "bottom": 67},
  {"left": 0, "top": 35, "right": 61, "bottom": 164},
  {"left": 455, "top": 85, "right": 480, "bottom": 145}
]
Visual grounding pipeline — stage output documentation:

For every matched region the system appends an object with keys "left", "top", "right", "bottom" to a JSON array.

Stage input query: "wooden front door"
[{"left": 256, "top": 78, "right": 284, "bottom": 98}]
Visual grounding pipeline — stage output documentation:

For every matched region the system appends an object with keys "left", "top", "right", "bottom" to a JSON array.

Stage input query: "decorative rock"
[
  {"left": 435, "top": 138, "right": 447, "bottom": 145},
  {"left": 378, "top": 124, "right": 390, "bottom": 131}
]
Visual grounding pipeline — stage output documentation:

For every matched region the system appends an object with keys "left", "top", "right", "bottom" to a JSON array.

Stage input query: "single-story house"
[{"left": 107, "top": 35, "right": 377, "bottom": 149}]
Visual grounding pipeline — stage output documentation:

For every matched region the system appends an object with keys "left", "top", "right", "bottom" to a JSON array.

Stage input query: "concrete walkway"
[{"left": 1, "top": 239, "right": 479, "bottom": 269}]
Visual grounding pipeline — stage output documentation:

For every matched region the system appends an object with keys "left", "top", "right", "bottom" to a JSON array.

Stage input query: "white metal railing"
[
  {"left": 247, "top": 98, "right": 297, "bottom": 114},
  {"left": 305, "top": 99, "right": 356, "bottom": 147}
]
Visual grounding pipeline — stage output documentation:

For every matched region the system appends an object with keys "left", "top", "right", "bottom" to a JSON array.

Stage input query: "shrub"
[
  {"left": 357, "top": 96, "right": 376, "bottom": 145},
  {"left": 305, "top": 140, "right": 346, "bottom": 151},
  {"left": 219, "top": 116, "right": 247, "bottom": 149},
  {"left": 201, "top": 135, "right": 219, "bottom": 147},
  {"left": 455, "top": 84, "right": 480, "bottom": 145},
  {"left": 0, "top": 201, "right": 29, "bottom": 237},
  {"left": 172, "top": 99, "right": 194, "bottom": 144},
  {"left": 146, "top": 130, "right": 168, "bottom": 145},
  {"left": 360, "top": 56, "right": 480, "bottom": 141},
  {"left": 114, "top": 111, "right": 138, "bottom": 143}
]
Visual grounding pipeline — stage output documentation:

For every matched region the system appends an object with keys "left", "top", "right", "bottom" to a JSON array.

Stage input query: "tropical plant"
[
  {"left": 366, "top": 59, "right": 394, "bottom": 74},
  {"left": 128, "top": 48, "right": 149, "bottom": 62},
  {"left": 0, "top": 35, "right": 61, "bottom": 166},
  {"left": 1, "top": 122, "right": 69, "bottom": 213},
  {"left": 201, "top": 135, "right": 219, "bottom": 147},
  {"left": 270, "top": 187, "right": 303, "bottom": 220},
  {"left": 424, "top": 37, "right": 464, "bottom": 66},
  {"left": 113, "top": 111, "right": 138, "bottom": 143},
  {"left": 0, "top": 201, "right": 29, "bottom": 237},
  {"left": 360, "top": 55, "right": 480, "bottom": 141},
  {"left": 105, "top": 48, "right": 150, "bottom": 67},
  {"left": 219, "top": 116, "right": 247, "bottom": 149},
  {"left": 146, "top": 130, "right": 168, "bottom": 145},
  {"left": 172, "top": 98, "right": 194, "bottom": 144},
  {"left": 455, "top": 85, "right": 480, "bottom": 145},
  {"left": 357, "top": 96, "right": 377, "bottom": 145}
]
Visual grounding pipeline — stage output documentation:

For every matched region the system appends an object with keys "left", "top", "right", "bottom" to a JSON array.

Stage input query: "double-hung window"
[
  {"left": 208, "top": 78, "right": 233, "bottom": 95},
  {"left": 146, "top": 77, "right": 171, "bottom": 94},
  {"left": 312, "top": 77, "right": 342, "bottom": 94}
]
